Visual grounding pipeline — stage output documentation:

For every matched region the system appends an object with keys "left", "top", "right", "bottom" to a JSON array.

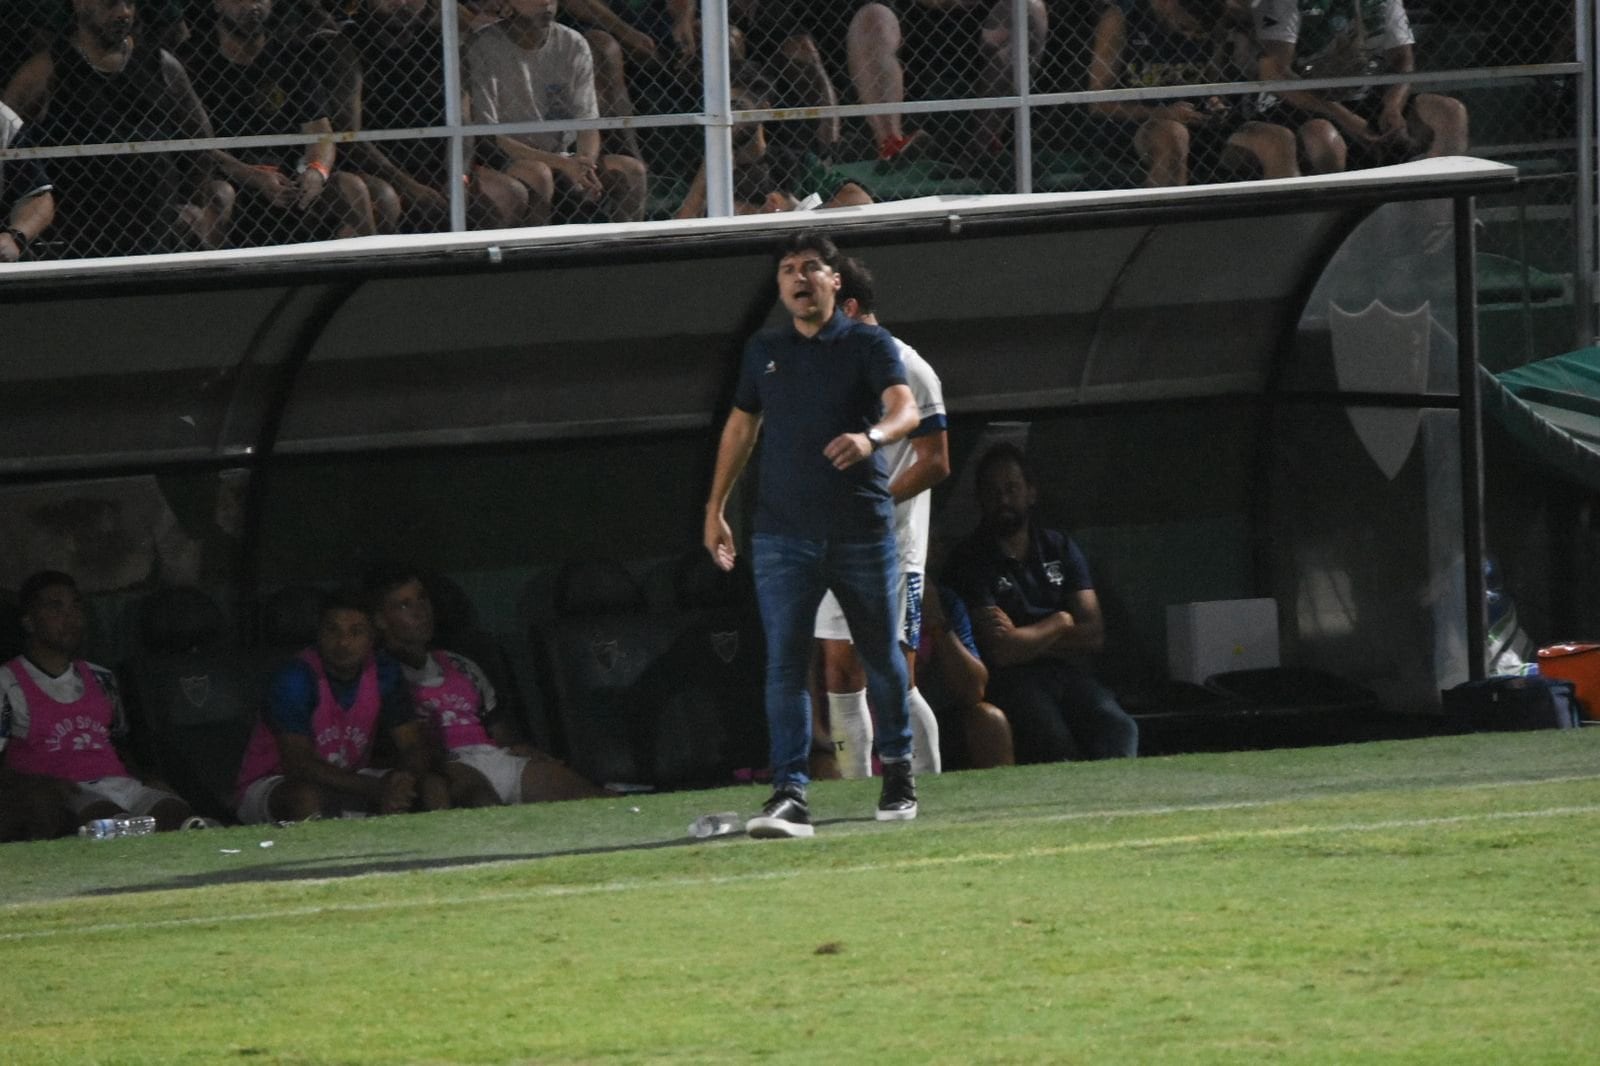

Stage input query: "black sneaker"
[
  {"left": 876, "top": 760, "right": 917, "bottom": 821},
  {"left": 746, "top": 786, "right": 815, "bottom": 839}
]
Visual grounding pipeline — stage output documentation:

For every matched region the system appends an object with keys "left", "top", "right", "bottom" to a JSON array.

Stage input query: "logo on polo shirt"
[
  {"left": 995, "top": 575, "right": 1013, "bottom": 594},
  {"left": 765, "top": 360, "right": 777, "bottom": 374},
  {"left": 1044, "top": 561, "right": 1064, "bottom": 587}
]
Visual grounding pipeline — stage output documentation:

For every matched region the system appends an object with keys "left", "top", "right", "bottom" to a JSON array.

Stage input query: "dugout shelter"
[{"left": 0, "top": 156, "right": 1518, "bottom": 783}]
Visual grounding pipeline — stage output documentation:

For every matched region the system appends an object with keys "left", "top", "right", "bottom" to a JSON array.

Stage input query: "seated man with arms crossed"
[
  {"left": 234, "top": 588, "right": 445, "bottom": 824},
  {"left": 949, "top": 443, "right": 1138, "bottom": 762},
  {"left": 369, "top": 566, "right": 604, "bottom": 807}
]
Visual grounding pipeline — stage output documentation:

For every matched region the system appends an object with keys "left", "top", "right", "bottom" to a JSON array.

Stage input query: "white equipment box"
[{"left": 1167, "top": 598, "right": 1281, "bottom": 684}]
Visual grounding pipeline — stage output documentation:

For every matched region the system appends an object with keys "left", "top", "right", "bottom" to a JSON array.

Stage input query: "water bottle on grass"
[
  {"left": 78, "top": 815, "right": 158, "bottom": 839},
  {"left": 689, "top": 812, "right": 742, "bottom": 838}
]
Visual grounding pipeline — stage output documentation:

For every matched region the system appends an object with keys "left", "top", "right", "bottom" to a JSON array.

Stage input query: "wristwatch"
[{"left": 866, "top": 427, "right": 888, "bottom": 451}]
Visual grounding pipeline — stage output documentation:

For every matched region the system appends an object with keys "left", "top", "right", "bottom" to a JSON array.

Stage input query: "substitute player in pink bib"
[
  {"left": 0, "top": 570, "right": 193, "bottom": 836},
  {"left": 369, "top": 566, "right": 604, "bottom": 806},
  {"left": 233, "top": 588, "right": 446, "bottom": 824}
]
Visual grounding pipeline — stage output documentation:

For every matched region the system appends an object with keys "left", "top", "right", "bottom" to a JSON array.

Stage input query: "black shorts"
[
  {"left": 1257, "top": 94, "right": 1427, "bottom": 169},
  {"left": 1084, "top": 106, "right": 1256, "bottom": 183}
]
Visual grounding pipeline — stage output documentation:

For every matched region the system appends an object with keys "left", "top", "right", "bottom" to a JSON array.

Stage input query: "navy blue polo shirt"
[
  {"left": 950, "top": 524, "right": 1096, "bottom": 626},
  {"left": 733, "top": 310, "right": 907, "bottom": 540}
]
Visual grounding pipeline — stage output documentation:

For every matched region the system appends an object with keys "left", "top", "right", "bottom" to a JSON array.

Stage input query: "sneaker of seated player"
[
  {"left": 747, "top": 785, "right": 814, "bottom": 839},
  {"left": 876, "top": 760, "right": 917, "bottom": 821}
]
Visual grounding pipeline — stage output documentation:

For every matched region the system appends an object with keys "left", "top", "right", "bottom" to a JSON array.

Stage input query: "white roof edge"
[{"left": 0, "top": 157, "right": 1516, "bottom": 286}]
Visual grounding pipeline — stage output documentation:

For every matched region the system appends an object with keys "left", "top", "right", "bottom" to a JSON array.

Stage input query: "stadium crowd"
[{"left": 0, "top": 0, "right": 1479, "bottom": 260}]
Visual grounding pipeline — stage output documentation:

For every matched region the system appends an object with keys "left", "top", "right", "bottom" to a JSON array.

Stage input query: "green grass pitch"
[{"left": 3, "top": 730, "right": 1598, "bottom": 1064}]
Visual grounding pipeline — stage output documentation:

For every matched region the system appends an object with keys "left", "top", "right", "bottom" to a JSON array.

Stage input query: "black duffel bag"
[{"left": 1442, "top": 675, "right": 1582, "bottom": 733}]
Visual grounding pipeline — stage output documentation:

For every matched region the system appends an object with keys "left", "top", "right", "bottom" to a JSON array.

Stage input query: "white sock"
[
  {"left": 908, "top": 686, "right": 942, "bottom": 775},
  {"left": 829, "top": 689, "right": 874, "bottom": 779}
]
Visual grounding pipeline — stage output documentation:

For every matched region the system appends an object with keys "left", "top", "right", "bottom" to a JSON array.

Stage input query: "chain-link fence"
[{"left": 1, "top": 0, "right": 1594, "bottom": 325}]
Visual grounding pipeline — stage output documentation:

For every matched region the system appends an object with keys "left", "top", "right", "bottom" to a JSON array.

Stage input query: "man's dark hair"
[
  {"left": 319, "top": 585, "right": 373, "bottom": 623},
  {"left": 362, "top": 563, "right": 424, "bottom": 614},
  {"left": 774, "top": 230, "right": 840, "bottom": 269},
  {"left": 18, "top": 570, "right": 77, "bottom": 615},
  {"left": 974, "top": 441, "right": 1034, "bottom": 492},
  {"left": 836, "top": 256, "right": 877, "bottom": 315}
]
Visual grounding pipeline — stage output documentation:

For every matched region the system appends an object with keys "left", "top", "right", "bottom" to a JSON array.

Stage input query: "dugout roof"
[{"left": 0, "top": 156, "right": 1516, "bottom": 477}]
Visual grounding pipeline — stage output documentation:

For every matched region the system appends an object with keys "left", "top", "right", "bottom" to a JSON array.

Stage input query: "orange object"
[{"left": 1536, "top": 643, "right": 1600, "bottom": 720}]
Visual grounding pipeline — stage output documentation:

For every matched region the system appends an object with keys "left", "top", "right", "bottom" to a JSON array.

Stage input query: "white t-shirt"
[
  {"left": 467, "top": 22, "right": 598, "bottom": 156},
  {"left": 884, "top": 338, "right": 947, "bottom": 575},
  {"left": 1253, "top": 0, "right": 1414, "bottom": 64}
]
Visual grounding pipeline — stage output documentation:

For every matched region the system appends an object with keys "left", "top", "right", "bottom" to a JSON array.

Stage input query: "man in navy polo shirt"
[
  {"left": 703, "top": 230, "right": 921, "bottom": 839},
  {"left": 950, "top": 442, "right": 1138, "bottom": 762}
]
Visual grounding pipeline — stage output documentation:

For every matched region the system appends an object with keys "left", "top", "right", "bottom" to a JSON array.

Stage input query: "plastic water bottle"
[
  {"left": 689, "top": 812, "right": 742, "bottom": 838},
  {"left": 78, "top": 815, "right": 158, "bottom": 839}
]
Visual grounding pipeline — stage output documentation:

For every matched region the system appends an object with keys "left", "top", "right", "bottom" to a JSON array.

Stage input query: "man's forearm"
[
  {"left": 7, "top": 191, "right": 53, "bottom": 243},
  {"left": 869, "top": 384, "right": 919, "bottom": 449},
  {"left": 987, "top": 612, "right": 1074, "bottom": 667},
  {"left": 283, "top": 753, "right": 380, "bottom": 801},
  {"left": 706, "top": 410, "right": 759, "bottom": 514}
]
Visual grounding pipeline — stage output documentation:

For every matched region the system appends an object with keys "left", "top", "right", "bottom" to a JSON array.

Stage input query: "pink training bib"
[
  {"left": 3, "top": 657, "right": 130, "bottom": 782},
  {"left": 234, "top": 650, "right": 383, "bottom": 797},
  {"left": 410, "top": 652, "right": 493, "bottom": 752}
]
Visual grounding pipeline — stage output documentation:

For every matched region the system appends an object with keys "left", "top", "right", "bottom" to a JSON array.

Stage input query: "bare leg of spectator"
[
  {"left": 601, "top": 153, "right": 649, "bottom": 222},
  {"left": 778, "top": 33, "right": 840, "bottom": 158},
  {"left": 974, "top": 0, "right": 1046, "bottom": 156},
  {"left": 178, "top": 179, "right": 236, "bottom": 249},
  {"left": 848, "top": 4, "right": 919, "bottom": 160},
  {"left": 322, "top": 171, "right": 379, "bottom": 237},
  {"left": 361, "top": 175, "right": 404, "bottom": 234},
  {"left": 1134, "top": 117, "right": 1190, "bottom": 187},
  {"left": 469, "top": 168, "right": 530, "bottom": 229},
  {"left": 506, "top": 160, "right": 556, "bottom": 226},
  {"left": 1410, "top": 93, "right": 1469, "bottom": 157},
  {"left": 1299, "top": 118, "right": 1346, "bottom": 174},
  {"left": 584, "top": 28, "right": 645, "bottom": 160},
  {"left": 1224, "top": 120, "right": 1300, "bottom": 180}
]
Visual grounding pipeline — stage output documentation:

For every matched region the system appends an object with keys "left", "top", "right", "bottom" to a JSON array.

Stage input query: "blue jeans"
[
  {"left": 752, "top": 532, "right": 911, "bottom": 788},
  {"left": 986, "top": 661, "right": 1139, "bottom": 762}
]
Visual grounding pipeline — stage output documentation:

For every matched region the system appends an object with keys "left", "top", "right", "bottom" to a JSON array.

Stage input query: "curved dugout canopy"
[{"left": 0, "top": 157, "right": 1515, "bottom": 478}]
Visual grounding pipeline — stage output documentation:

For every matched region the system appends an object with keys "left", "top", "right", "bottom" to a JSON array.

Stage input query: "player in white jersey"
[{"left": 813, "top": 256, "right": 951, "bottom": 777}]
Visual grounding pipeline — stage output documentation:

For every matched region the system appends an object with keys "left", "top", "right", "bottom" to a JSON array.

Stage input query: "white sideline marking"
[{"left": 3, "top": 802, "right": 1597, "bottom": 944}]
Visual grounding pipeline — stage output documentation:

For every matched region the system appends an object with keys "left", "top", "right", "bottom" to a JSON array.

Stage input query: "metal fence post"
[
  {"left": 1456, "top": 195, "right": 1488, "bottom": 680},
  {"left": 702, "top": 0, "right": 734, "bottom": 218},
  {"left": 1578, "top": 0, "right": 1597, "bottom": 345},
  {"left": 1012, "top": 0, "right": 1033, "bottom": 195},
  {"left": 441, "top": 1, "right": 468, "bottom": 233}
]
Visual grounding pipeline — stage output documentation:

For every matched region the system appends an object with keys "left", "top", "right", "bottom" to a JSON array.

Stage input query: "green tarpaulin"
[{"left": 1487, "top": 346, "right": 1600, "bottom": 488}]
